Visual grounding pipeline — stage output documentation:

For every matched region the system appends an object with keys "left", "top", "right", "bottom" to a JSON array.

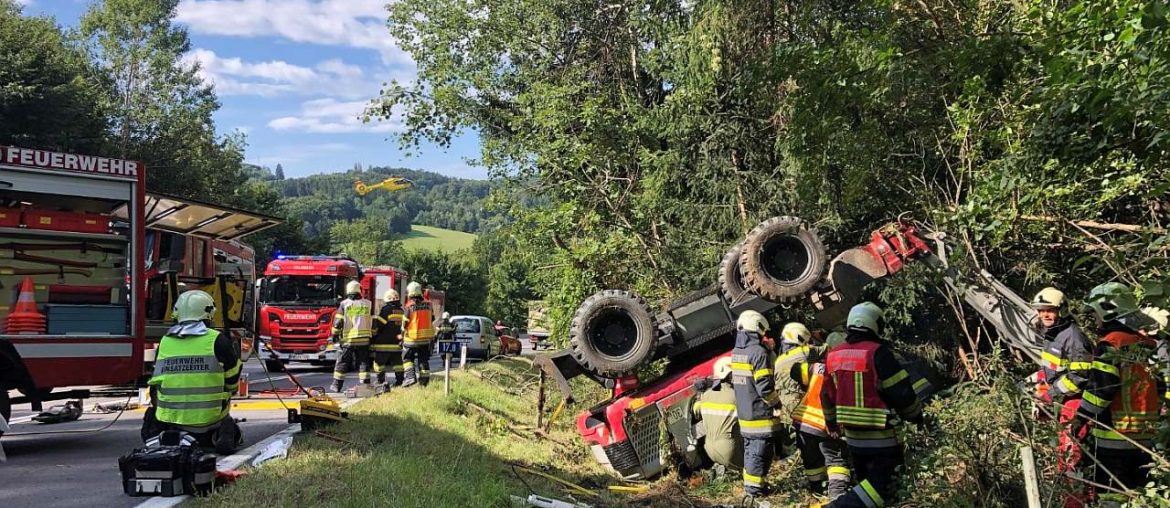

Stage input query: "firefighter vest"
[
  {"left": 827, "top": 340, "right": 900, "bottom": 447},
  {"left": 150, "top": 329, "right": 233, "bottom": 427},
  {"left": 403, "top": 299, "right": 435, "bottom": 346},
  {"left": 792, "top": 362, "right": 828, "bottom": 436},
  {"left": 336, "top": 298, "right": 373, "bottom": 346},
  {"left": 1089, "top": 331, "right": 1161, "bottom": 448}
]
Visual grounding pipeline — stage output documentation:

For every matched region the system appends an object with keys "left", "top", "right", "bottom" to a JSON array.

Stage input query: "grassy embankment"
[
  {"left": 193, "top": 358, "right": 710, "bottom": 507},
  {"left": 400, "top": 225, "right": 477, "bottom": 253}
]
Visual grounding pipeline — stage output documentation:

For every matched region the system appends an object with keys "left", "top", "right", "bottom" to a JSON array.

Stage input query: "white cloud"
[
  {"left": 176, "top": 0, "right": 410, "bottom": 65},
  {"left": 267, "top": 98, "right": 403, "bottom": 134},
  {"left": 249, "top": 142, "right": 353, "bottom": 166},
  {"left": 184, "top": 48, "right": 401, "bottom": 99}
]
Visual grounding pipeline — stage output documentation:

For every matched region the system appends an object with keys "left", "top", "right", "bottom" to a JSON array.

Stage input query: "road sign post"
[{"left": 444, "top": 353, "right": 451, "bottom": 397}]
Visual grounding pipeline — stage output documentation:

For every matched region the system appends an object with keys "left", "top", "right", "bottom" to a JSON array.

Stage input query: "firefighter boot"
[{"left": 330, "top": 380, "right": 345, "bottom": 393}]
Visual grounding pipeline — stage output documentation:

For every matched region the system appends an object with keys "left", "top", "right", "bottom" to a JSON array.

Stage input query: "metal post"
[
  {"left": 444, "top": 353, "right": 451, "bottom": 397},
  {"left": 459, "top": 344, "right": 468, "bottom": 369},
  {"left": 536, "top": 369, "right": 546, "bottom": 429},
  {"left": 1020, "top": 446, "right": 1041, "bottom": 508}
]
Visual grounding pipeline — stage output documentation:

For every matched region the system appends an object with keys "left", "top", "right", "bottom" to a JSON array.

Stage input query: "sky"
[{"left": 20, "top": 0, "right": 487, "bottom": 180}]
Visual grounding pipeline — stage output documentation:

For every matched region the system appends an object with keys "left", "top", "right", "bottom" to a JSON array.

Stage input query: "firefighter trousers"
[
  {"left": 403, "top": 343, "right": 432, "bottom": 386},
  {"left": 1092, "top": 443, "right": 1153, "bottom": 500},
  {"left": 141, "top": 406, "right": 243, "bottom": 455},
  {"left": 742, "top": 436, "right": 775, "bottom": 496},
  {"left": 827, "top": 446, "right": 903, "bottom": 508},
  {"left": 370, "top": 350, "right": 405, "bottom": 385},
  {"left": 333, "top": 344, "right": 370, "bottom": 385},
  {"left": 795, "top": 428, "right": 850, "bottom": 499}
]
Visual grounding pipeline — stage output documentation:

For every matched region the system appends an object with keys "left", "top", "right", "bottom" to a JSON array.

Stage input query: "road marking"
[{"left": 229, "top": 401, "right": 298, "bottom": 411}]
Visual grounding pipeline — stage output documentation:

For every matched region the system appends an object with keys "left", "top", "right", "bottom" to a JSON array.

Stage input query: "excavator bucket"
[{"left": 810, "top": 247, "right": 890, "bottom": 329}]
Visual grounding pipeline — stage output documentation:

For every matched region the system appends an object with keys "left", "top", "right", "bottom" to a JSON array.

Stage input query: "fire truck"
[
  {"left": 255, "top": 257, "right": 415, "bottom": 372},
  {"left": 540, "top": 216, "right": 1047, "bottom": 480},
  {"left": 0, "top": 145, "right": 281, "bottom": 430}
]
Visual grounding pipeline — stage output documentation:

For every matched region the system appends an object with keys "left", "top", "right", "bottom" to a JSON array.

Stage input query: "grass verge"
[{"left": 400, "top": 225, "right": 477, "bottom": 253}]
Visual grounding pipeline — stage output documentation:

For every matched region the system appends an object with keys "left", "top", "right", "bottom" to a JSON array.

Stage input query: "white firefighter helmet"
[
  {"left": 173, "top": 290, "right": 216, "bottom": 323},
  {"left": 442, "top": 311, "right": 451, "bottom": 320},
  {"left": 736, "top": 310, "right": 770, "bottom": 335},
  {"left": 383, "top": 289, "right": 399, "bottom": 302},
  {"left": 1030, "top": 287, "right": 1065, "bottom": 310},
  {"left": 713, "top": 356, "right": 734, "bottom": 380},
  {"left": 1086, "top": 282, "right": 1138, "bottom": 322},
  {"left": 826, "top": 330, "right": 847, "bottom": 349},
  {"left": 847, "top": 302, "right": 884, "bottom": 334},
  {"left": 407, "top": 281, "right": 423, "bottom": 298},
  {"left": 781, "top": 322, "right": 812, "bottom": 344},
  {"left": 345, "top": 280, "right": 362, "bottom": 296}
]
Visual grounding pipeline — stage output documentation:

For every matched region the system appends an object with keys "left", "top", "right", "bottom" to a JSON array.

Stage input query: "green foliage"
[
  {"left": 329, "top": 217, "right": 405, "bottom": 267},
  {"left": 398, "top": 249, "right": 487, "bottom": 316},
  {"left": 0, "top": 2, "right": 108, "bottom": 152}
]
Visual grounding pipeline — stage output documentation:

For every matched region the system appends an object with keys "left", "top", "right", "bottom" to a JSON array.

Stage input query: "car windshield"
[
  {"left": 453, "top": 319, "right": 480, "bottom": 333},
  {"left": 266, "top": 275, "right": 342, "bottom": 306}
]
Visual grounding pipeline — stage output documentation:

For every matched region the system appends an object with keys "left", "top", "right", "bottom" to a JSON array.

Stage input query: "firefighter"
[
  {"left": 330, "top": 280, "right": 372, "bottom": 393},
  {"left": 436, "top": 312, "right": 455, "bottom": 342},
  {"left": 730, "top": 310, "right": 782, "bottom": 499},
  {"left": 141, "top": 290, "right": 243, "bottom": 454},
  {"left": 1073, "top": 283, "right": 1164, "bottom": 502},
  {"left": 402, "top": 281, "right": 436, "bottom": 387},
  {"left": 823, "top": 302, "right": 923, "bottom": 508},
  {"left": 789, "top": 331, "right": 849, "bottom": 500},
  {"left": 1136, "top": 306, "right": 1169, "bottom": 403},
  {"left": 774, "top": 322, "right": 814, "bottom": 453},
  {"left": 692, "top": 356, "right": 744, "bottom": 472},
  {"left": 371, "top": 289, "right": 405, "bottom": 388}
]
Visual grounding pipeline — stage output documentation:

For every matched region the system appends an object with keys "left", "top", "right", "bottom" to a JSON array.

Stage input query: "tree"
[
  {"left": 80, "top": 0, "right": 245, "bottom": 199},
  {"left": 399, "top": 249, "right": 486, "bottom": 316},
  {"left": 0, "top": 2, "right": 108, "bottom": 152},
  {"left": 329, "top": 218, "right": 404, "bottom": 267},
  {"left": 274, "top": 163, "right": 285, "bottom": 180}
]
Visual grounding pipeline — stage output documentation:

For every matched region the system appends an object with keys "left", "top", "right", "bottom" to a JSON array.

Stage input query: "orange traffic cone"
[{"left": 7, "top": 277, "right": 46, "bottom": 334}]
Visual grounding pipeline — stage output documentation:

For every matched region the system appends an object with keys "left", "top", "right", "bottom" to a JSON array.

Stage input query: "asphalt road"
[{"left": 0, "top": 339, "right": 539, "bottom": 508}]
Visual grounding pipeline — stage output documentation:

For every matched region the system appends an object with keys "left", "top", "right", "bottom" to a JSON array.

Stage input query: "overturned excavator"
[{"left": 538, "top": 216, "right": 1049, "bottom": 480}]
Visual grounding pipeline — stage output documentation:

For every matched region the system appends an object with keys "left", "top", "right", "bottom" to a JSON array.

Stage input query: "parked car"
[{"left": 445, "top": 315, "right": 498, "bottom": 360}]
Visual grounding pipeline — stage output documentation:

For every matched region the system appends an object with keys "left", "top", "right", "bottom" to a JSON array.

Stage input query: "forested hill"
[{"left": 247, "top": 165, "right": 494, "bottom": 238}]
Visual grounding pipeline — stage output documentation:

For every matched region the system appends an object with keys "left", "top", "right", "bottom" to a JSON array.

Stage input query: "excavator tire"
[
  {"left": 718, "top": 241, "right": 751, "bottom": 304},
  {"left": 570, "top": 290, "right": 656, "bottom": 378},
  {"left": 739, "top": 216, "right": 827, "bottom": 303}
]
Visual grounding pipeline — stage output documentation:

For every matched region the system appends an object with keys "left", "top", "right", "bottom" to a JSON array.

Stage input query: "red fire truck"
[
  {"left": 0, "top": 145, "right": 281, "bottom": 429},
  {"left": 255, "top": 258, "right": 414, "bottom": 371}
]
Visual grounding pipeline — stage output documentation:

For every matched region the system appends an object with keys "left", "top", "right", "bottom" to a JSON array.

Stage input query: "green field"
[{"left": 400, "top": 225, "right": 477, "bottom": 253}]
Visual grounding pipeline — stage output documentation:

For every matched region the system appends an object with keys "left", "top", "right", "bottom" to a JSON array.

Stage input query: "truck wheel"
[
  {"left": 718, "top": 241, "right": 750, "bottom": 303},
  {"left": 570, "top": 290, "right": 656, "bottom": 378},
  {"left": 739, "top": 216, "right": 827, "bottom": 302},
  {"left": 263, "top": 359, "right": 286, "bottom": 373}
]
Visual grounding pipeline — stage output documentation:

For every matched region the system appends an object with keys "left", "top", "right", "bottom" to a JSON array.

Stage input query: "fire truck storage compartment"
[
  {"left": 23, "top": 208, "right": 111, "bottom": 234},
  {"left": 0, "top": 192, "right": 131, "bottom": 338},
  {"left": 0, "top": 208, "right": 20, "bottom": 227},
  {"left": 46, "top": 304, "right": 128, "bottom": 335}
]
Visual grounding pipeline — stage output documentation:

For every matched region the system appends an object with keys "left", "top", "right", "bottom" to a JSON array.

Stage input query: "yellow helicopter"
[{"left": 354, "top": 176, "right": 414, "bottom": 196}]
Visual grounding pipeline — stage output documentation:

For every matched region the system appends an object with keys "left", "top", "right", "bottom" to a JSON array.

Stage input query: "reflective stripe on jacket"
[
  {"left": 403, "top": 298, "right": 436, "bottom": 345},
  {"left": 1040, "top": 319, "right": 1092, "bottom": 399},
  {"left": 372, "top": 302, "right": 404, "bottom": 352},
  {"left": 1078, "top": 328, "right": 1162, "bottom": 449},
  {"left": 332, "top": 298, "right": 373, "bottom": 345},
  {"left": 822, "top": 331, "right": 922, "bottom": 448},
  {"left": 150, "top": 329, "right": 237, "bottom": 427},
  {"left": 731, "top": 330, "right": 782, "bottom": 437},
  {"left": 791, "top": 361, "right": 829, "bottom": 436},
  {"left": 693, "top": 381, "right": 742, "bottom": 468}
]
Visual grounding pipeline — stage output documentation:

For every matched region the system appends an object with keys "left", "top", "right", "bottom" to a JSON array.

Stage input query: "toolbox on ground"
[
  {"left": 45, "top": 304, "right": 127, "bottom": 335},
  {"left": 22, "top": 209, "right": 110, "bottom": 234},
  {"left": 119, "top": 431, "right": 217, "bottom": 497}
]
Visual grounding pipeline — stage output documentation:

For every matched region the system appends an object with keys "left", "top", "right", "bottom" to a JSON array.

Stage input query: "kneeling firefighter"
[
  {"left": 331, "top": 280, "right": 372, "bottom": 393},
  {"left": 141, "top": 290, "right": 243, "bottom": 455},
  {"left": 691, "top": 356, "right": 744, "bottom": 472},
  {"left": 401, "top": 282, "right": 435, "bottom": 387},
  {"left": 731, "top": 310, "right": 783, "bottom": 498}
]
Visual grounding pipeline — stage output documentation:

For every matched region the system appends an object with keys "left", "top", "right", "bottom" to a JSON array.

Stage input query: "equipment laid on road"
[
  {"left": 31, "top": 400, "right": 82, "bottom": 424},
  {"left": 289, "top": 395, "right": 346, "bottom": 430},
  {"left": 353, "top": 176, "right": 413, "bottom": 196},
  {"left": 119, "top": 430, "right": 217, "bottom": 497}
]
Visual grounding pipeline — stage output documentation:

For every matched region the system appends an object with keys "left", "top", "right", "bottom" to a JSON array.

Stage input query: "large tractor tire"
[
  {"left": 718, "top": 241, "right": 750, "bottom": 304},
  {"left": 739, "top": 216, "right": 827, "bottom": 303},
  {"left": 570, "top": 290, "right": 657, "bottom": 378}
]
